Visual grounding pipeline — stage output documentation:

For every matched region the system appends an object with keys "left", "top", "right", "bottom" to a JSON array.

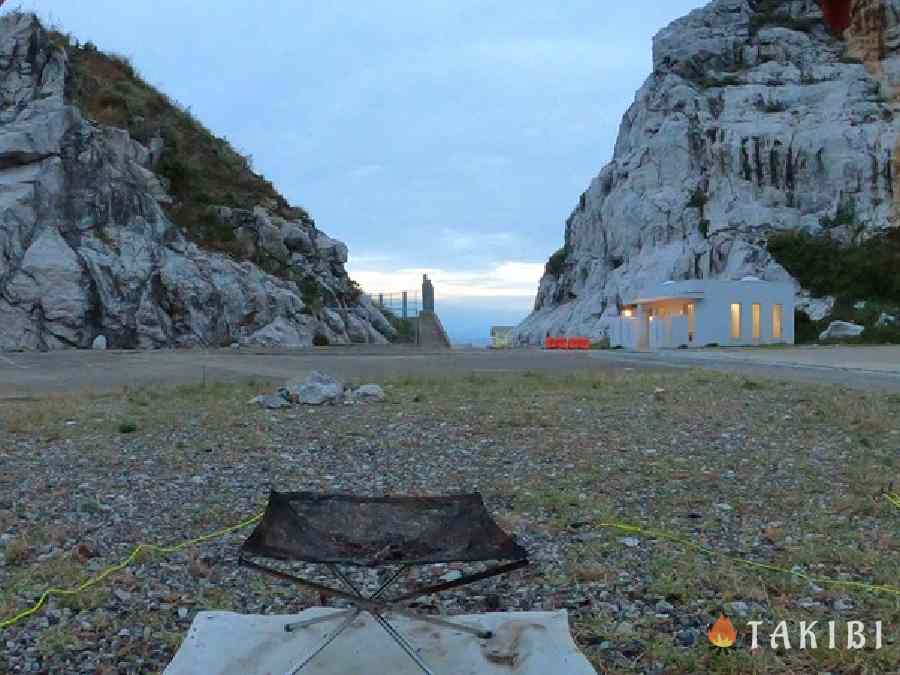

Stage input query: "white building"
[{"left": 609, "top": 278, "right": 795, "bottom": 350}]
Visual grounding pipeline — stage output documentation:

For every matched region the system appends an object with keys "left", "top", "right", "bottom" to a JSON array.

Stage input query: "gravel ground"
[{"left": 1, "top": 368, "right": 899, "bottom": 674}]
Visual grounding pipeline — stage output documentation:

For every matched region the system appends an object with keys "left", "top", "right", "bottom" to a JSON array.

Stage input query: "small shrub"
[
  {"left": 117, "top": 419, "right": 138, "bottom": 434},
  {"left": 348, "top": 280, "right": 363, "bottom": 303},
  {"left": 699, "top": 219, "right": 710, "bottom": 239},
  {"left": 694, "top": 74, "right": 741, "bottom": 89},
  {"left": 300, "top": 279, "right": 323, "bottom": 315},
  {"left": 687, "top": 187, "right": 708, "bottom": 210},
  {"left": 545, "top": 247, "right": 568, "bottom": 277},
  {"left": 759, "top": 98, "right": 787, "bottom": 113},
  {"left": 820, "top": 199, "right": 857, "bottom": 229}
]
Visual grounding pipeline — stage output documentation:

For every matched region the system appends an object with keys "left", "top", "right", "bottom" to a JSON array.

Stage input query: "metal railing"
[
  {"left": 361, "top": 290, "right": 424, "bottom": 344},
  {"left": 363, "top": 291, "right": 422, "bottom": 320}
]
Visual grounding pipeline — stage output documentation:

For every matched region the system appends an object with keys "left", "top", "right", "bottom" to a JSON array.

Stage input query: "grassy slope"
[{"left": 51, "top": 30, "right": 312, "bottom": 260}]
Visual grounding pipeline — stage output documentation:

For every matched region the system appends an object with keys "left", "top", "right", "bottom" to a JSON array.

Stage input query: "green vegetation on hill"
[
  {"left": 52, "top": 32, "right": 311, "bottom": 256},
  {"left": 545, "top": 247, "right": 568, "bottom": 277},
  {"left": 767, "top": 229, "right": 900, "bottom": 343},
  {"left": 748, "top": 0, "right": 819, "bottom": 36}
]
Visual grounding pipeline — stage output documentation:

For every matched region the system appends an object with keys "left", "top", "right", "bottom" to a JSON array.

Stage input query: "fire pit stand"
[{"left": 239, "top": 491, "right": 529, "bottom": 675}]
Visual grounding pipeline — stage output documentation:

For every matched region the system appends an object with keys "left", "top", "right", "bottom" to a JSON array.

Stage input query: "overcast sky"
[{"left": 20, "top": 0, "right": 704, "bottom": 342}]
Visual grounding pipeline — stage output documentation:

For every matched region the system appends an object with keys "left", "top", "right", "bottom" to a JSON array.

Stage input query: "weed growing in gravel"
[
  {"left": 118, "top": 419, "right": 138, "bottom": 434},
  {"left": 4, "top": 536, "right": 31, "bottom": 565},
  {"left": 36, "top": 624, "right": 80, "bottom": 658},
  {"left": 1, "top": 394, "right": 90, "bottom": 435}
]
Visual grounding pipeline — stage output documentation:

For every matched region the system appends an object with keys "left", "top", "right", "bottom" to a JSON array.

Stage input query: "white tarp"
[{"left": 164, "top": 608, "right": 596, "bottom": 675}]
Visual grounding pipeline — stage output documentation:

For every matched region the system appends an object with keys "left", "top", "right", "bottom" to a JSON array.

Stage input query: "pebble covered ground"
[{"left": 1, "top": 368, "right": 899, "bottom": 674}]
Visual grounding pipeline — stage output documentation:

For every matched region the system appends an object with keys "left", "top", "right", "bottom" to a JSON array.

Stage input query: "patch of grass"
[
  {"left": 0, "top": 394, "right": 91, "bottom": 435},
  {"left": 37, "top": 624, "right": 81, "bottom": 658},
  {"left": 5, "top": 535, "right": 31, "bottom": 565}
]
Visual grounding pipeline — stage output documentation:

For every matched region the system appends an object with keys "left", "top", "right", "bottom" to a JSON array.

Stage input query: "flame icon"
[{"left": 707, "top": 615, "right": 737, "bottom": 648}]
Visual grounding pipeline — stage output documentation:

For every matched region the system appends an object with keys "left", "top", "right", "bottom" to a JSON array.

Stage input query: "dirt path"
[{"left": 1, "top": 345, "right": 899, "bottom": 400}]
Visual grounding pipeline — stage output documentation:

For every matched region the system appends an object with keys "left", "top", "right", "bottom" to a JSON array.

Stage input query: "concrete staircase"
[{"left": 416, "top": 312, "right": 451, "bottom": 348}]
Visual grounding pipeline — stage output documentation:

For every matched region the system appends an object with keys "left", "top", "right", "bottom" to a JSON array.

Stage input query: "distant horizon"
[{"left": 16, "top": 0, "right": 707, "bottom": 339}]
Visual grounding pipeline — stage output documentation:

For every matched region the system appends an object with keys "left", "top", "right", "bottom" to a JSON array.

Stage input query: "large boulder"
[
  {"left": 244, "top": 318, "right": 313, "bottom": 348},
  {"left": 282, "top": 224, "right": 312, "bottom": 253},
  {"left": 798, "top": 296, "right": 835, "bottom": 322},
  {"left": 819, "top": 321, "right": 865, "bottom": 341},
  {"left": 281, "top": 371, "right": 344, "bottom": 406},
  {"left": 314, "top": 234, "right": 349, "bottom": 264}
]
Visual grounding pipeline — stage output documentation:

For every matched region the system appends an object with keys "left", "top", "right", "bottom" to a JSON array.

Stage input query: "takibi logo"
[
  {"left": 707, "top": 615, "right": 737, "bottom": 648},
  {"left": 705, "top": 614, "right": 886, "bottom": 651}
]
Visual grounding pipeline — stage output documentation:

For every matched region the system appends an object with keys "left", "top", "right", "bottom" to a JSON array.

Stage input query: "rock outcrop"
[
  {"left": 516, "top": 0, "right": 900, "bottom": 342},
  {"left": 0, "top": 13, "right": 394, "bottom": 350}
]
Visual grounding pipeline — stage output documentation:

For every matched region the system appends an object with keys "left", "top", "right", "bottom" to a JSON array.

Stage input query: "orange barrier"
[
  {"left": 544, "top": 336, "right": 591, "bottom": 350},
  {"left": 567, "top": 337, "right": 591, "bottom": 350}
]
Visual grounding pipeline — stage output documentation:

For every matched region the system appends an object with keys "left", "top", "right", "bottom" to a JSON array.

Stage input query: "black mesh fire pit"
[{"left": 239, "top": 490, "right": 529, "bottom": 675}]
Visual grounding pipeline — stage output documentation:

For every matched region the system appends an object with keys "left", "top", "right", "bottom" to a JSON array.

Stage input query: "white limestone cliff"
[
  {"left": 516, "top": 0, "right": 900, "bottom": 343},
  {"left": 0, "top": 13, "right": 394, "bottom": 350}
]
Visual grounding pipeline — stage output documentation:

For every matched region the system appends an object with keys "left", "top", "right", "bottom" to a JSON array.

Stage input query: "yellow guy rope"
[
  {"left": 594, "top": 494, "right": 900, "bottom": 599},
  {"left": 0, "top": 512, "right": 263, "bottom": 630}
]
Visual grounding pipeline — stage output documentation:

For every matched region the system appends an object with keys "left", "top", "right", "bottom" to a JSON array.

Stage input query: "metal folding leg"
[
  {"left": 285, "top": 609, "right": 361, "bottom": 675},
  {"left": 240, "top": 555, "right": 529, "bottom": 674},
  {"left": 329, "top": 565, "right": 435, "bottom": 675},
  {"left": 283, "top": 565, "right": 409, "bottom": 633}
]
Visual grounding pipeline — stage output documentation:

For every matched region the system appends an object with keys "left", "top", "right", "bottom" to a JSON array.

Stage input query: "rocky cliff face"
[
  {"left": 516, "top": 0, "right": 900, "bottom": 342},
  {"left": 0, "top": 13, "right": 394, "bottom": 351}
]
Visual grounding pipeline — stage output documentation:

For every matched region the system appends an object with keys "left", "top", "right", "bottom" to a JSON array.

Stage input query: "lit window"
[
  {"left": 730, "top": 303, "right": 742, "bottom": 339},
  {"left": 687, "top": 303, "right": 696, "bottom": 341},
  {"left": 752, "top": 303, "right": 761, "bottom": 340},
  {"left": 623, "top": 308, "right": 633, "bottom": 318},
  {"left": 773, "top": 304, "right": 783, "bottom": 339}
]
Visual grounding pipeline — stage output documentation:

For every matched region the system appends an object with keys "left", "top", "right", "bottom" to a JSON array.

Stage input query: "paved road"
[
  {"left": 589, "top": 346, "right": 900, "bottom": 392},
  {"left": 0, "top": 345, "right": 898, "bottom": 399}
]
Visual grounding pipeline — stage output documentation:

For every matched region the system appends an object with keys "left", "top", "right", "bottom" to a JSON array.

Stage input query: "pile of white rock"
[{"left": 250, "top": 371, "right": 385, "bottom": 409}]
